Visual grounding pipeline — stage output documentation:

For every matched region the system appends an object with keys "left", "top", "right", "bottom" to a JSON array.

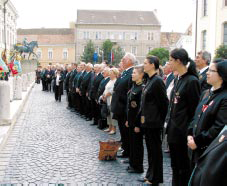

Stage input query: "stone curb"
[{"left": 0, "top": 81, "right": 35, "bottom": 152}]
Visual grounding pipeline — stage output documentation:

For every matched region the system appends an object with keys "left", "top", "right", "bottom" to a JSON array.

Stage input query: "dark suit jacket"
[
  {"left": 111, "top": 67, "right": 133, "bottom": 118},
  {"left": 140, "top": 74, "right": 169, "bottom": 128},
  {"left": 73, "top": 71, "right": 82, "bottom": 90},
  {"left": 89, "top": 73, "right": 104, "bottom": 99},
  {"left": 69, "top": 69, "right": 77, "bottom": 91},
  {"left": 64, "top": 71, "right": 71, "bottom": 91},
  {"left": 199, "top": 68, "right": 211, "bottom": 92},
  {"left": 80, "top": 71, "right": 92, "bottom": 96},
  {"left": 77, "top": 71, "right": 87, "bottom": 89},
  {"left": 96, "top": 77, "right": 110, "bottom": 101},
  {"left": 190, "top": 129, "right": 227, "bottom": 186},
  {"left": 166, "top": 72, "right": 175, "bottom": 89},
  {"left": 53, "top": 74, "right": 64, "bottom": 94},
  {"left": 167, "top": 72, "right": 201, "bottom": 143},
  {"left": 188, "top": 88, "right": 227, "bottom": 162}
]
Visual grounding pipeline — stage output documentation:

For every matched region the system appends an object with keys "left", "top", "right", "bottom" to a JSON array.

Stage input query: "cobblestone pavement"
[{"left": 0, "top": 84, "right": 172, "bottom": 185}]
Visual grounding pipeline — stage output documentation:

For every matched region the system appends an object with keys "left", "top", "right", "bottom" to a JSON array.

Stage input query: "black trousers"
[
  {"left": 91, "top": 99, "right": 100, "bottom": 124},
  {"left": 117, "top": 116, "right": 130, "bottom": 156},
  {"left": 144, "top": 128, "right": 163, "bottom": 184},
  {"left": 168, "top": 143, "right": 191, "bottom": 186},
  {"left": 68, "top": 91, "right": 73, "bottom": 108},
  {"left": 85, "top": 96, "right": 92, "bottom": 119},
  {"left": 55, "top": 85, "right": 61, "bottom": 101},
  {"left": 42, "top": 79, "right": 46, "bottom": 90},
  {"left": 129, "top": 126, "right": 144, "bottom": 170}
]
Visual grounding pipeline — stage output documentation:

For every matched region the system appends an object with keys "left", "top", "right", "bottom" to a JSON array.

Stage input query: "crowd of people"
[{"left": 36, "top": 49, "right": 226, "bottom": 186}]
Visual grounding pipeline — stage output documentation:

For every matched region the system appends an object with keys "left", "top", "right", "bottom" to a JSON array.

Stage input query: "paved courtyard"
[{"left": 0, "top": 84, "right": 172, "bottom": 185}]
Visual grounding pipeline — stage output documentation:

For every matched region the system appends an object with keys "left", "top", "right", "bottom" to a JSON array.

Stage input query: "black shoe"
[
  {"left": 90, "top": 123, "right": 98, "bottom": 126},
  {"left": 137, "top": 177, "right": 148, "bottom": 182},
  {"left": 127, "top": 167, "right": 144, "bottom": 173}
]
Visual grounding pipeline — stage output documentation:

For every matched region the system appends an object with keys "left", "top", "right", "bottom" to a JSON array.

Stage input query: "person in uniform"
[
  {"left": 189, "top": 126, "right": 226, "bottom": 186},
  {"left": 125, "top": 65, "right": 145, "bottom": 174},
  {"left": 166, "top": 48, "right": 201, "bottom": 186},
  {"left": 187, "top": 59, "right": 227, "bottom": 167},
  {"left": 138, "top": 56, "right": 169, "bottom": 185}
]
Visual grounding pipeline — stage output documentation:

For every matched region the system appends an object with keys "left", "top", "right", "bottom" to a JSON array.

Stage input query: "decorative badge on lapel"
[
  {"left": 219, "top": 135, "right": 225, "bottom": 143},
  {"left": 141, "top": 116, "right": 145, "bottom": 124},
  {"left": 199, "top": 75, "right": 203, "bottom": 80},
  {"left": 202, "top": 104, "right": 208, "bottom": 112},
  {"left": 131, "top": 101, "right": 137, "bottom": 108},
  {"left": 174, "top": 92, "right": 180, "bottom": 104}
]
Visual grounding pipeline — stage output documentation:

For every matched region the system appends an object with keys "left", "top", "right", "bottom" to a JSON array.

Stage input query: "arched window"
[{"left": 202, "top": 30, "right": 207, "bottom": 50}]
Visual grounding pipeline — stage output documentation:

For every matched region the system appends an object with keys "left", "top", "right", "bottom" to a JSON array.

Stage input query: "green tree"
[
  {"left": 148, "top": 48, "right": 169, "bottom": 65},
  {"left": 215, "top": 45, "right": 227, "bottom": 59},
  {"left": 112, "top": 46, "right": 125, "bottom": 65},
  {"left": 81, "top": 40, "right": 95, "bottom": 62},
  {"left": 100, "top": 39, "right": 114, "bottom": 63}
]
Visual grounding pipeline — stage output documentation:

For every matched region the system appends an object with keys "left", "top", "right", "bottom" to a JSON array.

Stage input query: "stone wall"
[{"left": 20, "top": 59, "right": 38, "bottom": 74}]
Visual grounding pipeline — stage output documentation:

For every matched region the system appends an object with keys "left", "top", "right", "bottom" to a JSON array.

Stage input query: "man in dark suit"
[
  {"left": 64, "top": 65, "right": 72, "bottom": 109},
  {"left": 163, "top": 62, "right": 175, "bottom": 89},
  {"left": 76, "top": 62, "right": 87, "bottom": 116},
  {"left": 89, "top": 64, "right": 104, "bottom": 125},
  {"left": 73, "top": 65, "right": 82, "bottom": 112},
  {"left": 96, "top": 67, "right": 110, "bottom": 129},
  {"left": 111, "top": 53, "right": 135, "bottom": 157},
  {"left": 68, "top": 63, "right": 77, "bottom": 111},
  {"left": 195, "top": 51, "right": 212, "bottom": 92},
  {"left": 79, "top": 63, "right": 93, "bottom": 120}
]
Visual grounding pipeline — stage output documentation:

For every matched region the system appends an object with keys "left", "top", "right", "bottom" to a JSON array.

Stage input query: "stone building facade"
[
  {"left": 75, "top": 10, "right": 161, "bottom": 63},
  {"left": 17, "top": 28, "right": 76, "bottom": 67},
  {"left": 0, "top": 0, "right": 18, "bottom": 54}
]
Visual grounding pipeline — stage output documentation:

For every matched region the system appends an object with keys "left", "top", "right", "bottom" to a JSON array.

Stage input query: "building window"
[
  {"left": 119, "top": 32, "right": 123, "bottom": 40},
  {"left": 202, "top": 30, "right": 207, "bottom": 50},
  {"left": 130, "top": 32, "right": 138, "bottom": 40},
  {"left": 83, "top": 31, "right": 89, "bottom": 39},
  {"left": 110, "top": 32, "right": 114, "bottom": 40},
  {"left": 148, "top": 32, "right": 153, "bottom": 40},
  {"left": 48, "top": 49, "right": 53, "bottom": 60},
  {"left": 203, "top": 0, "right": 208, "bottom": 16},
  {"left": 123, "top": 32, "right": 126, "bottom": 40},
  {"left": 63, "top": 49, "right": 68, "bottom": 60},
  {"left": 95, "top": 32, "right": 101, "bottom": 40},
  {"left": 224, "top": 23, "right": 227, "bottom": 45},
  {"left": 225, "top": 0, "right": 227, "bottom": 6},
  {"left": 131, "top": 46, "right": 137, "bottom": 55}
]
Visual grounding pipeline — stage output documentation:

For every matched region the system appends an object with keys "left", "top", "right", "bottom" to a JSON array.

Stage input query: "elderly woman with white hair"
[{"left": 102, "top": 68, "right": 120, "bottom": 134}]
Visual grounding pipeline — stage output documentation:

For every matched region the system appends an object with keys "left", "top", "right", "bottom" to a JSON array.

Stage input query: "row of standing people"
[{"left": 37, "top": 49, "right": 226, "bottom": 186}]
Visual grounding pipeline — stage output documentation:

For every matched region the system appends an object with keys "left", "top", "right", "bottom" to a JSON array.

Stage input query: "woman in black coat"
[
  {"left": 138, "top": 56, "right": 169, "bottom": 185},
  {"left": 166, "top": 48, "right": 201, "bottom": 186},
  {"left": 125, "top": 65, "right": 144, "bottom": 173},
  {"left": 187, "top": 59, "right": 227, "bottom": 165},
  {"left": 54, "top": 69, "right": 64, "bottom": 102}
]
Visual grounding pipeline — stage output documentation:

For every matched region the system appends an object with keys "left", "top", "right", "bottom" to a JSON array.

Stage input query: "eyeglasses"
[{"left": 208, "top": 69, "right": 217, "bottom": 73}]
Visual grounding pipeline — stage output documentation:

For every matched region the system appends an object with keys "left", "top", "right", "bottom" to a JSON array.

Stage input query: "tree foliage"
[
  {"left": 100, "top": 40, "right": 114, "bottom": 63},
  {"left": 112, "top": 46, "right": 125, "bottom": 65},
  {"left": 81, "top": 40, "right": 95, "bottom": 62},
  {"left": 215, "top": 45, "right": 227, "bottom": 59},
  {"left": 148, "top": 48, "right": 169, "bottom": 65}
]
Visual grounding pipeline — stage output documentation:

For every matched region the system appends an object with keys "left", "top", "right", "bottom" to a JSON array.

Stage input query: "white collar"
[{"left": 199, "top": 66, "right": 209, "bottom": 74}]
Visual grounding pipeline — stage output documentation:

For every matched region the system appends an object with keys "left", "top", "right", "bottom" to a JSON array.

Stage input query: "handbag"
[
  {"left": 101, "top": 102, "right": 110, "bottom": 118},
  {"left": 98, "top": 140, "right": 122, "bottom": 161}
]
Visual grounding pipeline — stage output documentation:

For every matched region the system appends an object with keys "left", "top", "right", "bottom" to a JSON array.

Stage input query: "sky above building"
[{"left": 11, "top": 0, "right": 195, "bottom": 33}]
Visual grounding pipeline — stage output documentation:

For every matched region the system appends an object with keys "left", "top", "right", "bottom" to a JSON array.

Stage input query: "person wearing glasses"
[{"left": 187, "top": 59, "right": 227, "bottom": 168}]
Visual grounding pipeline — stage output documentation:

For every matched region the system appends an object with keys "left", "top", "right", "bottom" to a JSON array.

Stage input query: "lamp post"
[
  {"left": 3, "top": 0, "right": 9, "bottom": 53},
  {"left": 195, "top": 0, "right": 198, "bottom": 57}
]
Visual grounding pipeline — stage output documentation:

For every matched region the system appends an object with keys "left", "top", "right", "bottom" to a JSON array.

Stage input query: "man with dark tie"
[
  {"left": 89, "top": 64, "right": 104, "bottom": 125},
  {"left": 96, "top": 67, "right": 110, "bottom": 129},
  {"left": 73, "top": 64, "right": 82, "bottom": 112},
  {"left": 111, "top": 53, "right": 135, "bottom": 158},
  {"left": 65, "top": 65, "right": 72, "bottom": 109},
  {"left": 195, "top": 50, "right": 212, "bottom": 92},
  {"left": 79, "top": 63, "right": 93, "bottom": 120},
  {"left": 68, "top": 63, "right": 77, "bottom": 111}
]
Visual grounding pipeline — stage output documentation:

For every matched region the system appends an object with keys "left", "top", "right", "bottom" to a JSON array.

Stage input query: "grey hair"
[
  {"left": 198, "top": 50, "right": 211, "bottom": 65},
  {"left": 124, "top": 52, "right": 136, "bottom": 65}
]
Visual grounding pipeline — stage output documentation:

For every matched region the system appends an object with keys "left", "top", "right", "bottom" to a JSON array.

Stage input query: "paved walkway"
[{"left": 0, "top": 84, "right": 172, "bottom": 185}]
